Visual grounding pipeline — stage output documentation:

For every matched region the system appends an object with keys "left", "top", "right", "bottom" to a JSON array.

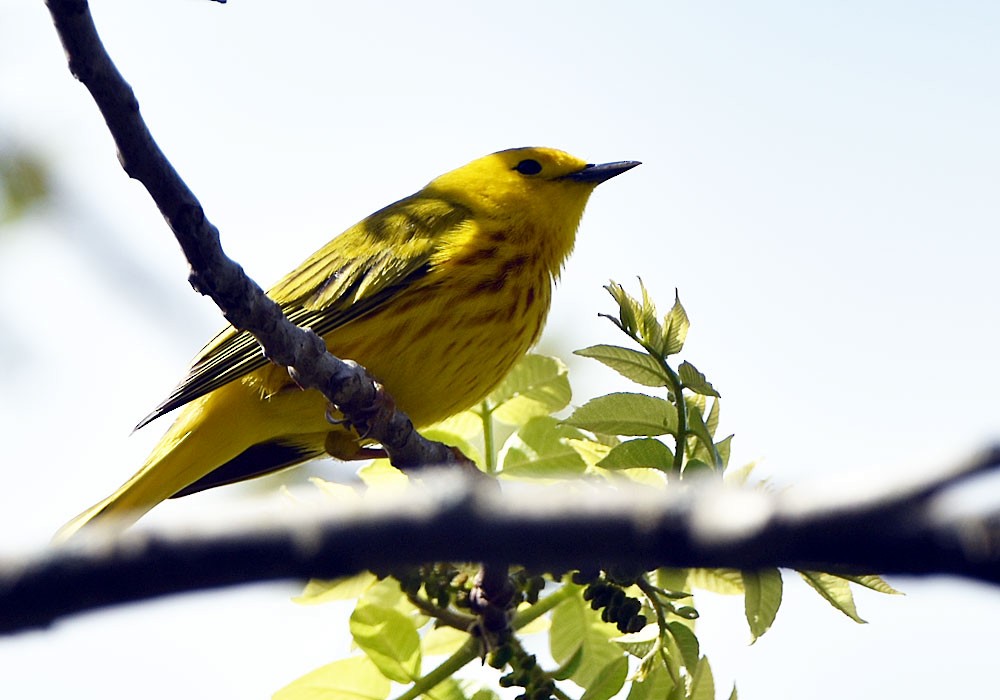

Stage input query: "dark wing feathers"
[{"left": 168, "top": 438, "right": 325, "bottom": 497}]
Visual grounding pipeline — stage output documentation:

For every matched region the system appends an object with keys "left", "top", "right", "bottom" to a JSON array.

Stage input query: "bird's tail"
[
  {"left": 55, "top": 383, "right": 331, "bottom": 542},
  {"left": 55, "top": 397, "right": 236, "bottom": 541}
]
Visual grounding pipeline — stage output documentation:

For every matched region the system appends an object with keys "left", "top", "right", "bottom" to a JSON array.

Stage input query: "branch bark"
[{"left": 1, "top": 446, "right": 998, "bottom": 634}]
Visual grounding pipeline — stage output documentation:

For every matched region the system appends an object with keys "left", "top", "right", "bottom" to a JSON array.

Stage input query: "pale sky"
[{"left": 1, "top": 2, "right": 999, "bottom": 698}]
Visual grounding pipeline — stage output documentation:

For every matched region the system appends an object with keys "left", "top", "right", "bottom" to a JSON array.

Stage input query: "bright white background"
[{"left": 2, "top": 1, "right": 999, "bottom": 698}]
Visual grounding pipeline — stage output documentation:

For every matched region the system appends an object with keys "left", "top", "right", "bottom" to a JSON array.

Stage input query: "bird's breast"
[{"left": 319, "top": 237, "right": 554, "bottom": 427}]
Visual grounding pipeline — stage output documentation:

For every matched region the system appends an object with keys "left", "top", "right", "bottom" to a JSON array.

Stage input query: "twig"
[{"left": 406, "top": 592, "right": 478, "bottom": 632}]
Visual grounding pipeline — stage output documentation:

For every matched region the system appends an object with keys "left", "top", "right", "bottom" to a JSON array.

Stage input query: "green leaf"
[
  {"left": 489, "top": 354, "right": 572, "bottom": 425},
  {"left": 550, "top": 591, "right": 625, "bottom": 691},
  {"left": 357, "top": 460, "right": 409, "bottom": 490},
  {"left": 580, "top": 656, "right": 629, "bottom": 700},
  {"left": 423, "top": 677, "right": 468, "bottom": 700},
  {"left": 467, "top": 688, "right": 500, "bottom": 700},
  {"left": 836, "top": 574, "right": 903, "bottom": 595},
  {"left": 656, "top": 569, "right": 692, "bottom": 597},
  {"left": 684, "top": 400, "right": 718, "bottom": 469},
  {"left": 723, "top": 456, "right": 754, "bottom": 485},
  {"left": 687, "top": 569, "right": 743, "bottom": 595},
  {"left": 295, "top": 572, "right": 378, "bottom": 605},
  {"left": 599, "top": 467, "right": 670, "bottom": 488},
  {"left": 728, "top": 685, "right": 739, "bottom": 700},
  {"left": 422, "top": 625, "right": 472, "bottom": 657},
  {"left": 575, "top": 344, "right": 670, "bottom": 387},
  {"left": 678, "top": 361, "right": 720, "bottom": 398},
  {"left": 349, "top": 603, "right": 421, "bottom": 683},
  {"left": 499, "top": 415, "right": 587, "bottom": 477},
  {"left": 685, "top": 391, "right": 706, "bottom": 415},
  {"left": 566, "top": 437, "right": 614, "bottom": 466},
  {"left": 743, "top": 569, "right": 783, "bottom": 641},
  {"left": 598, "top": 438, "right": 673, "bottom": 471},
  {"left": 715, "top": 435, "right": 733, "bottom": 471},
  {"left": 636, "top": 280, "right": 665, "bottom": 352},
  {"left": 605, "top": 281, "right": 641, "bottom": 335},
  {"left": 552, "top": 645, "right": 585, "bottom": 681},
  {"left": 516, "top": 609, "right": 552, "bottom": 636},
  {"left": 549, "top": 591, "right": 587, "bottom": 662},
  {"left": 666, "top": 621, "right": 700, "bottom": 671},
  {"left": 686, "top": 445, "right": 714, "bottom": 475},
  {"left": 274, "top": 654, "right": 390, "bottom": 700},
  {"left": 426, "top": 410, "right": 483, "bottom": 439},
  {"left": 681, "top": 459, "right": 713, "bottom": 479},
  {"left": 659, "top": 627, "right": 684, "bottom": 685},
  {"left": 673, "top": 606, "right": 699, "bottom": 621},
  {"left": 625, "top": 664, "right": 675, "bottom": 700},
  {"left": 799, "top": 571, "right": 867, "bottom": 623},
  {"left": 565, "top": 393, "right": 678, "bottom": 437},
  {"left": 611, "top": 623, "right": 659, "bottom": 660},
  {"left": 690, "top": 656, "right": 715, "bottom": 700},
  {"left": 359, "top": 575, "right": 412, "bottom": 612},
  {"left": 704, "top": 399, "right": 720, "bottom": 438},
  {"left": 661, "top": 291, "right": 690, "bottom": 356}
]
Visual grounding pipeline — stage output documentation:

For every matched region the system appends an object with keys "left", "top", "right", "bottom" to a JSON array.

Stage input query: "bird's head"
[{"left": 426, "top": 147, "right": 639, "bottom": 239}]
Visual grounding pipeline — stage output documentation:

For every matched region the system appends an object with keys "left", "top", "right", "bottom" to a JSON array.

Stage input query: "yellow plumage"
[{"left": 58, "top": 147, "right": 638, "bottom": 539}]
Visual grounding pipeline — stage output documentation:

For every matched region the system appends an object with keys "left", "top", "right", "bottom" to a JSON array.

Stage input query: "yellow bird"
[{"left": 59, "top": 147, "right": 638, "bottom": 539}]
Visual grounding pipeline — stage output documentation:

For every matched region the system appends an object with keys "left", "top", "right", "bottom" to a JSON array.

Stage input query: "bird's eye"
[{"left": 514, "top": 159, "right": 543, "bottom": 176}]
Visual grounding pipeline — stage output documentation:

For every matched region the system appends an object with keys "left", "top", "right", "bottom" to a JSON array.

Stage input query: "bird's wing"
[{"left": 136, "top": 194, "right": 471, "bottom": 429}]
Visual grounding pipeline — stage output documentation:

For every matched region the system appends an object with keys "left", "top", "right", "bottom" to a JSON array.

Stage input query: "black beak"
[{"left": 563, "top": 160, "right": 641, "bottom": 184}]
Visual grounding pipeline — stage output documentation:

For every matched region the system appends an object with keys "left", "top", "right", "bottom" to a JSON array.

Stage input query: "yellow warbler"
[{"left": 59, "top": 147, "right": 638, "bottom": 538}]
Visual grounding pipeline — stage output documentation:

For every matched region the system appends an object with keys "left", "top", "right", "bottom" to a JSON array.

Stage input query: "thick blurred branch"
[
  {"left": 1, "top": 446, "right": 999, "bottom": 634},
  {"left": 43, "top": 0, "right": 459, "bottom": 470}
]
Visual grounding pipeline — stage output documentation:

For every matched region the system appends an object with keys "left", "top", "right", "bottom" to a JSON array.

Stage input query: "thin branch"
[
  {"left": 43, "top": 0, "right": 462, "bottom": 471},
  {"left": 1, "top": 447, "right": 998, "bottom": 634},
  {"left": 406, "top": 593, "right": 478, "bottom": 632}
]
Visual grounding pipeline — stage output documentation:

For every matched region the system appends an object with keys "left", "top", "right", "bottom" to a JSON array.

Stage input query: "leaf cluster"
[{"left": 277, "top": 282, "right": 899, "bottom": 700}]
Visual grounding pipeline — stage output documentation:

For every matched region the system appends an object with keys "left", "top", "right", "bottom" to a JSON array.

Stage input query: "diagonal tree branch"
[
  {"left": 43, "top": 0, "right": 460, "bottom": 470},
  {"left": 1, "top": 446, "right": 998, "bottom": 634}
]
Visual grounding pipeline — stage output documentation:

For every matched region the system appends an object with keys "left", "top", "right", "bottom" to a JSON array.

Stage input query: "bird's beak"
[{"left": 562, "top": 160, "right": 641, "bottom": 184}]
